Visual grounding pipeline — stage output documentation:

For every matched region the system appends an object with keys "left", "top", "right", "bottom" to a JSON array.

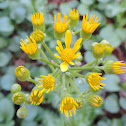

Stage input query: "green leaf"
[
  {"left": 84, "top": 51, "right": 95, "bottom": 63},
  {"left": 102, "top": 74, "right": 120, "bottom": 92},
  {"left": 120, "top": 98, "right": 126, "bottom": 110},
  {"left": 104, "top": 94, "right": 119, "bottom": 113},
  {"left": 97, "top": 121, "right": 108, "bottom": 126},
  {"left": 0, "top": 120, "right": 15, "bottom": 126},
  {"left": 104, "top": 55, "right": 118, "bottom": 62},
  {"left": 68, "top": 1, "right": 79, "bottom": 8},
  {"left": 60, "top": 3, "right": 71, "bottom": 15},
  {"left": 0, "top": 1, "right": 9, "bottom": 9},
  {"left": 77, "top": 4, "right": 89, "bottom": 16},
  {"left": 97, "top": 0, "right": 110, "bottom": 3},
  {"left": 121, "top": 115, "right": 126, "bottom": 126},
  {"left": 81, "top": 0, "right": 95, "bottom": 5},
  {"left": 10, "top": 6, "right": 26, "bottom": 24},
  {"left": 0, "top": 98, "right": 14, "bottom": 122},
  {"left": 0, "top": 16, "right": 14, "bottom": 37},
  {"left": 100, "top": 25, "right": 121, "bottom": 47},
  {"left": 83, "top": 39, "right": 93, "bottom": 50},
  {"left": 0, "top": 37, "right": 8, "bottom": 49},
  {"left": 0, "top": 52, "right": 12, "bottom": 67},
  {"left": 110, "top": 119, "right": 123, "bottom": 126},
  {"left": 0, "top": 74, "right": 16, "bottom": 91}
]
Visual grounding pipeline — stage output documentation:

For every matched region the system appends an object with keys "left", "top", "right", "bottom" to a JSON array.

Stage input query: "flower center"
[
  {"left": 63, "top": 98, "right": 74, "bottom": 110},
  {"left": 61, "top": 48, "right": 75, "bottom": 63}
]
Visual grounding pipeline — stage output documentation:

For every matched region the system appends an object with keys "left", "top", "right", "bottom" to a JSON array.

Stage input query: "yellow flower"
[
  {"left": 20, "top": 36, "right": 37, "bottom": 55},
  {"left": 30, "top": 89, "right": 44, "bottom": 105},
  {"left": 86, "top": 94, "right": 103, "bottom": 107},
  {"left": 60, "top": 97, "right": 78, "bottom": 118},
  {"left": 15, "top": 66, "right": 30, "bottom": 81},
  {"left": 12, "top": 92, "right": 26, "bottom": 105},
  {"left": 104, "top": 43, "right": 113, "bottom": 56},
  {"left": 82, "top": 13, "right": 101, "bottom": 34},
  {"left": 54, "top": 13, "right": 70, "bottom": 33},
  {"left": 37, "top": 75, "right": 55, "bottom": 93},
  {"left": 88, "top": 73, "right": 106, "bottom": 90},
  {"left": 69, "top": 9, "right": 79, "bottom": 20},
  {"left": 30, "top": 29, "right": 44, "bottom": 44},
  {"left": 31, "top": 12, "right": 44, "bottom": 26},
  {"left": 112, "top": 61, "right": 126, "bottom": 74},
  {"left": 93, "top": 43, "right": 105, "bottom": 58},
  {"left": 55, "top": 30, "right": 82, "bottom": 72}
]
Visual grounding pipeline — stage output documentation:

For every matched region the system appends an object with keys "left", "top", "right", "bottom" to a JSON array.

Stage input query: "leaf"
[
  {"left": 84, "top": 51, "right": 95, "bottom": 63},
  {"left": 104, "top": 94, "right": 119, "bottom": 113},
  {"left": 120, "top": 98, "right": 126, "bottom": 110},
  {"left": 0, "top": 120, "right": 15, "bottom": 126},
  {"left": 68, "top": 1, "right": 79, "bottom": 8},
  {"left": 60, "top": 3, "right": 71, "bottom": 15},
  {"left": 110, "top": 119, "right": 123, "bottom": 126},
  {"left": 0, "top": 16, "right": 14, "bottom": 37},
  {"left": 102, "top": 74, "right": 120, "bottom": 92},
  {"left": 104, "top": 55, "right": 118, "bottom": 62},
  {"left": 77, "top": 4, "right": 89, "bottom": 16},
  {"left": 99, "top": 24, "right": 121, "bottom": 47},
  {"left": 0, "top": 74, "right": 16, "bottom": 91},
  {"left": 83, "top": 39, "right": 93, "bottom": 50},
  {"left": 81, "top": 0, "right": 95, "bottom": 5},
  {"left": 0, "top": 52, "right": 12, "bottom": 67},
  {"left": 0, "top": 37, "right": 8, "bottom": 49},
  {"left": 0, "top": 98, "right": 15, "bottom": 122},
  {"left": 0, "top": 1, "right": 9, "bottom": 9}
]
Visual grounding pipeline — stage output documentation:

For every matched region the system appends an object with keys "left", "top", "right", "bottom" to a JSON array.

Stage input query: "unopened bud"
[
  {"left": 17, "top": 107, "right": 28, "bottom": 119},
  {"left": 11, "top": 84, "right": 21, "bottom": 94}
]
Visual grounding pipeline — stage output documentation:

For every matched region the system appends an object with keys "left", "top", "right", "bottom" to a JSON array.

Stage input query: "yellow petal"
[
  {"left": 57, "top": 40, "right": 63, "bottom": 51},
  {"left": 56, "top": 46, "right": 61, "bottom": 55},
  {"left": 73, "top": 52, "right": 81, "bottom": 59},
  {"left": 65, "top": 30, "right": 72, "bottom": 48},
  {"left": 60, "top": 62, "right": 68, "bottom": 72},
  {"left": 69, "top": 62, "right": 74, "bottom": 65},
  {"left": 73, "top": 38, "right": 82, "bottom": 51},
  {"left": 54, "top": 54, "right": 61, "bottom": 59}
]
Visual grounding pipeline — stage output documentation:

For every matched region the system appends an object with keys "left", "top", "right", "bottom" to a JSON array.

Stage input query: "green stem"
[
  {"left": 67, "top": 77, "right": 81, "bottom": 95},
  {"left": 31, "top": 0, "right": 37, "bottom": 12},
  {"left": 42, "top": 42, "right": 60, "bottom": 65},
  {"left": 84, "top": 59, "right": 97, "bottom": 67},
  {"left": 68, "top": 70, "right": 85, "bottom": 78},
  {"left": 28, "top": 77, "right": 39, "bottom": 85},
  {"left": 82, "top": 90, "right": 90, "bottom": 95},
  {"left": 39, "top": 57, "right": 59, "bottom": 68},
  {"left": 22, "top": 102, "right": 26, "bottom": 108},
  {"left": 62, "top": 73, "right": 67, "bottom": 92},
  {"left": 69, "top": 66, "right": 95, "bottom": 71},
  {"left": 72, "top": 29, "right": 81, "bottom": 35},
  {"left": 53, "top": 84, "right": 62, "bottom": 90},
  {"left": 40, "top": 49, "right": 55, "bottom": 72}
]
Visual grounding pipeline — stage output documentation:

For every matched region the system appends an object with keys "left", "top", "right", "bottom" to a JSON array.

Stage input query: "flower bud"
[
  {"left": 90, "top": 42, "right": 98, "bottom": 50},
  {"left": 12, "top": 92, "right": 26, "bottom": 105},
  {"left": 86, "top": 94, "right": 103, "bottom": 107},
  {"left": 15, "top": 66, "right": 30, "bottom": 81},
  {"left": 104, "top": 43, "right": 113, "bottom": 57},
  {"left": 93, "top": 43, "right": 105, "bottom": 59},
  {"left": 69, "top": 9, "right": 79, "bottom": 29},
  {"left": 54, "top": 30, "right": 65, "bottom": 39},
  {"left": 17, "top": 107, "right": 28, "bottom": 119},
  {"left": 80, "top": 30, "right": 92, "bottom": 41},
  {"left": 25, "top": 94, "right": 31, "bottom": 104},
  {"left": 28, "top": 49, "right": 40, "bottom": 60},
  {"left": 75, "top": 54, "right": 83, "bottom": 62},
  {"left": 100, "top": 40, "right": 109, "bottom": 45},
  {"left": 11, "top": 84, "right": 21, "bottom": 94},
  {"left": 75, "top": 97, "right": 84, "bottom": 109},
  {"left": 30, "top": 29, "right": 44, "bottom": 44},
  {"left": 104, "top": 60, "right": 126, "bottom": 74}
]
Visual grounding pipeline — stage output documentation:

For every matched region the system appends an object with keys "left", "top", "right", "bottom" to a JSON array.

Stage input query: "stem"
[
  {"left": 62, "top": 73, "right": 67, "bottom": 92},
  {"left": 69, "top": 66, "right": 95, "bottom": 71},
  {"left": 72, "top": 29, "right": 81, "bottom": 35},
  {"left": 53, "top": 84, "right": 62, "bottom": 90},
  {"left": 28, "top": 77, "right": 39, "bottom": 85},
  {"left": 84, "top": 59, "right": 97, "bottom": 67},
  {"left": 42, "top": 42, "right": 60, "bottom": 65},
  {"left": 64, "top": 117, "right": 71, "bottom": 126},
  {"left": 31, "top": 0, "right": 37, "bottom": 12},
  {"left": 40, "top": 49, "right": 55, "bottom": 72},
  {"left": 82, "top": 90, "right": 90, "bottom": 95},
  {"left": 67, "top": 77, "right": 81, "bottom": 95},
  {"left": 68, "top": 70, "right": 85, "bottom": 78},
  {"left": 22, "top": 102, "right": 26, "bottom": 108},
  {"left": 39, "top": 57, "right": 59, "bottom": 68}
]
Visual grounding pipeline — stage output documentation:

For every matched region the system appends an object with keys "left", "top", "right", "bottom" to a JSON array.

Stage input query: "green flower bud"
[
  {"left": 12, "top": 92, "right": 26, "bottom": 105},
  {"left": 93, "top": 43, "right": 105, "bottom": 59},
  {"left": 28, "top": 49, "right": 40, "bottom": 60},
  {"left": 104, "top": 43, "right": 113, "bottom": 57},
  {"left": 75, "top": 54, "right": 83, "bottom": 62},
  {"left": 17, "top": 107, "right": 28, "bottom": 119},
  {"left": 11, "top": 84, "right": 21, "bottom": 94},
  {"left": 86, "top": 94, "right": 103, "bottom": 107},
  {"left": 75, "top": 97, "right": 84, "bottom": 109},
  {"left": 80, "top": 30, "right": 92, "bottom": 41},
  {"left": 100, "top": 40, "right": 109, "bottom": 45},
  {"left": 54, "top": 30, "right": 64, "bottom": 39},
  {"left": 90, "top": 42, "right": 98, "bottom": 50},
  {"left": 15, "top": 66, "right": 30, "bottom": 81}
]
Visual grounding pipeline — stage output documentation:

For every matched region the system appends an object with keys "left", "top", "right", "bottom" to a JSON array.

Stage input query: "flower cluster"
[{"left": 11, "top": 9, "right": 126, "bottom": 120}]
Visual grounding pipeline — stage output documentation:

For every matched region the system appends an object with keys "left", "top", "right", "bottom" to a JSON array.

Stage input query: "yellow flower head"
[
  {"left": 30, "top": 29, "right": 44, "bottom": 44},
  {"left": 54, "top": 13, "right": 70, "bottom": 33},
  {"left": 104, "top": 43, "right": 113, "bottom": 56},
  {"left": 12, "top": 92, "right": 25, "bottom": 105},
  {"left": 30, "top": 89, "right": 44, "bottom": 105},
  {"left": 86, "top": 94, "right": 103, "bottom": 107},
  {"left": 60, "top": 97, "right": 78, "bottom": 118},
  {"left": 20, "top": 36, "right": 37, "bottom": 55},
  {"left": 93, "top": 43, "right": 105, "bottom": 58},
  {"left": 37, "top": 75, "right": 55, "bottom": 93},
  {"left": 15, "top": 66, "right": 30, "bottom": 81},
  {"left": 82, "top": 13, "right": 101, "bottom": 34},
  {"left": 31, "top": 12, "right": 44, "bottom": 26},
  {"left": 88, "top": 73, "right": 106, "bottom": 90},
  {"left": 69, "top": 9, "right": 79, "bottom": 20},
  {"left": 112, "top": 61, "right": 126, "bottom": 74},
  {"left": 55, "top": 30, "right": 82, "bottom": 72}
]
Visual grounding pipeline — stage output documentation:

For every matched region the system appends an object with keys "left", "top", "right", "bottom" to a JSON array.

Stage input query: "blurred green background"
[{"left": 0, "top": 0, "right": 126, "bottom": 126}]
